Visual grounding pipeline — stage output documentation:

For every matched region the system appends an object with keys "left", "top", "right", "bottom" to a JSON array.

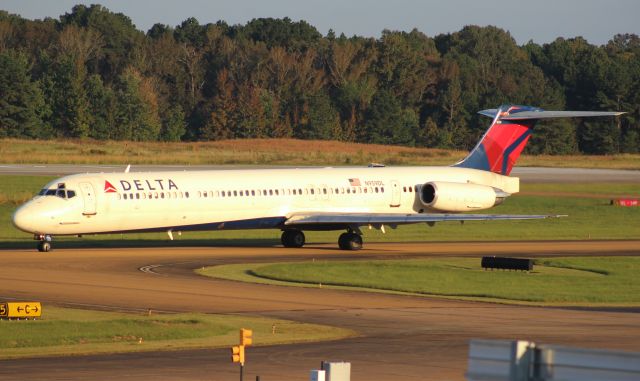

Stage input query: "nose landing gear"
[{"left": 35, "top": 234, "right": 52, "bottom": 252}]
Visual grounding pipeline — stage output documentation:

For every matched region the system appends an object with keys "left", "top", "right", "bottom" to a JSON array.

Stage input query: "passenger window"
[
  {"left": 67, "top": 190, "right": 76, "bottom": 198},
  {"left": 381, "top": 187, "right": 384, "bottom": 193},
  {"left": 233, "top": 190, "right": 238, "bottom": 197},
  {"left": 203, "top": 191, "right": 208, "bottom": 198},
  {"left": 124, "top": 194, "right": 128, "bottom": 200},
  {"left": 136, "top": 193, "right": 140, "bottom": 199},
  {"left": 375, "top": 187, "right": 379, "bottom": 193},
  {"left": 185, "top": 192, "right": 190, "bottom": 198},
  {"left": 251, "top": 190, "right": 255, "bottom": 196}
]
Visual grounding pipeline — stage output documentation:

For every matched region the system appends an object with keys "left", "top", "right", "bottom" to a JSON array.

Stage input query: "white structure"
[
  {"left": 466, "top": 339, "right": 640, "bottom": 381},
  {"left": 322, "top": 361, "right": 351, "bottom": 381}
]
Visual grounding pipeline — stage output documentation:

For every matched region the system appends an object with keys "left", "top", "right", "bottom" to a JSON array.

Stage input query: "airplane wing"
[{"left": 284, "top": 212, "right": 565, "bottom": 227}]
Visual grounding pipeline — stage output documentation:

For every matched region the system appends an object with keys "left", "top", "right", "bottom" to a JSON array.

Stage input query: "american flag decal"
[{"left": 348, "top": 178, "right": 361, "bottom": 186}]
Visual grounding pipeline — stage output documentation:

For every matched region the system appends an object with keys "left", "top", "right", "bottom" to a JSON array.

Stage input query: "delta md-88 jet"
[{"left": 12, "top": 105, "right": 622, "bottom": 252}]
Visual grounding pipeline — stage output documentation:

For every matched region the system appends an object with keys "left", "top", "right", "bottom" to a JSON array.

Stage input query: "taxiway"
[{"left": 1, "top": 242, "right": 639, "bottom": 381}]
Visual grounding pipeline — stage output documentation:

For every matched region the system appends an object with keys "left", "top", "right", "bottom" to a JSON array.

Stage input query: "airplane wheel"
[
  {"left": 37, "top": 241, "right": 51, "bottom": 252},
  {"left": 338, "top": 232, "right": 363, "bottom": 251},
  {"left": 281, "top": 230, "right": 305, "bottom": 248}
]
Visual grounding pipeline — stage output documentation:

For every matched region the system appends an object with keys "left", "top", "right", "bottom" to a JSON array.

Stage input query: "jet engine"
[{"left": 419, "top": 181, "right": 508, "bottom": 212}]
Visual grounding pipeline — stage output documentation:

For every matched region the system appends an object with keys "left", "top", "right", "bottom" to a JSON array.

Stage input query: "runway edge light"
[{"left": 240, "top": 328, "right": 253, "bottom": 346}]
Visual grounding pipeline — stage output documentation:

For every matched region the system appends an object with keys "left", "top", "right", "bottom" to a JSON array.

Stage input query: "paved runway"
[
  {"left": 1, "top": 242, "right": 639, "bottom": 381},
  {"left": 1, "top": 164, "right": 640, "bottom": 182}
]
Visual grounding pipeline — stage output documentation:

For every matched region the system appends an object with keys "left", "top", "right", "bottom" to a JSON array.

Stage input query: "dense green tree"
[
  {"left": 297, "top": 92, "right": 340, "bottom": 140},
  {"left": 114, "top": 67, "right": 161, "bottom": 141},
  {"left": 0, "top": 50, "right": 49, "bottom": 138},
  {"left": 160, "top": 104, "right": 186, "bottom": 141},
  {"left": 231, "top": 17, "right": 321, "bottom": 50},
  {"left": 364, "top": 90, "right": 415, "bottom": 145},
  {"left": 0, "top": 6, "right": 637, "bottom": 155},
  {"left": 85, "top": 73, "right": 115, "bottom": 139},
  {"left": 59, "top": 4, "right": 144, "bottom": 80},
  {"left": 47, "top": 54, "right": 91, "bottom": 138}
]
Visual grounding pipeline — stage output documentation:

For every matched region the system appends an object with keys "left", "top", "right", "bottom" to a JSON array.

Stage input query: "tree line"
[{"left": 1, "top": 4, "right": 639, "bottom": 154}]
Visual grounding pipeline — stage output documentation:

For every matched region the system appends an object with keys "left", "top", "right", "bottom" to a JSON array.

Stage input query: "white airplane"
[{"left": 12, "top": 105, "right": 622, "bottom": 252}]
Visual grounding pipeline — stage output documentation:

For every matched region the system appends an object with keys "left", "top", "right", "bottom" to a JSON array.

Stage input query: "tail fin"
[{"left": 454, "top": 105, "right": 624, "bottom": 176}]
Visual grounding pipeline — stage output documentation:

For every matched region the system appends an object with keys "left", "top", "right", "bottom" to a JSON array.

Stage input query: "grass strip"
[
  {"left": 198, "top": 257, "right": 640, "bottom": 307},
  {"left": 0, "top": 306, "right": 354, "bottom": 359},
  {"left": 2, "top": 138, "right": 640, "bottom": 169}
]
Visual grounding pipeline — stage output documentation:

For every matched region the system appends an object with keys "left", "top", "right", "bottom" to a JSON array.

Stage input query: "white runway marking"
[{"left": 139, "top": 264, "right": 165, "bottom": 275}]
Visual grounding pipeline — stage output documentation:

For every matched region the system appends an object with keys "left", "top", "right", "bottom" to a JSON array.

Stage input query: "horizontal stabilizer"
[
  {"left": 478, "top": 109, "right": 624, "bottom": 120},
  {"left": 285, "top": 212, "right": 566, "bottom": 226}
]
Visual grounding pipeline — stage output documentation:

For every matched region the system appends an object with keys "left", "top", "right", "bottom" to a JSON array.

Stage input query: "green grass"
[
  {"left": 1, "top": 176, "right": 638, "bottom": 247},
  {"left": 3, "top": 138, "right": 640, "bottom": 169},
  {"left": 522, "top": 183, "right": 640, "bottom": 196},
  {"left": 199, "top": 257, "right": 640, "bottom": 306},
  {"left": 0, "top": 306, "right": 354, "bottom": 359}
]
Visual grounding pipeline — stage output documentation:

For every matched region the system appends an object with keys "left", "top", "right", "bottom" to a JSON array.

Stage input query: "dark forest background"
[{"left": 1, "top": 4, "right": 639, "bottom": 154}]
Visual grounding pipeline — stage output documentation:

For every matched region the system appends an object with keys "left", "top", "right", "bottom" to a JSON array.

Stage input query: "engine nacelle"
[{"left": 419, "top": 181, "right": 506, "bottom": 212}]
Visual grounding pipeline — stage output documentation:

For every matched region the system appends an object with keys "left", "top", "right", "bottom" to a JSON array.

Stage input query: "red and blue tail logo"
[{"left": 455, "top": 105, "right": 539, "bottom": 176}]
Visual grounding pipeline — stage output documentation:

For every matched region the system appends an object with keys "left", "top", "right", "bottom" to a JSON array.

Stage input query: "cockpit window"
[{"left": 39, "top": 184, "right": 76, "bottom": 199}]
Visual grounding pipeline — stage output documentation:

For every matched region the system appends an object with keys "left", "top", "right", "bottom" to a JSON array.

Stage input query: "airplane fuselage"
[{"left": 12, "top": 166, "right": 518, "bottom": 236}]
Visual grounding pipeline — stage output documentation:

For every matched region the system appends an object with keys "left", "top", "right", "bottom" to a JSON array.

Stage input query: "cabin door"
[
  {"left": 390, "top": 180, "right": 401, "bottom": 208},
  {"left": 79, "top": 182, "right": 97, "bottom": 215}
]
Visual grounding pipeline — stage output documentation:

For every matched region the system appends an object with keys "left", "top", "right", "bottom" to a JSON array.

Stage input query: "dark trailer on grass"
[{"left": 481, "top": 257, "right": 534, "bottom": 271}]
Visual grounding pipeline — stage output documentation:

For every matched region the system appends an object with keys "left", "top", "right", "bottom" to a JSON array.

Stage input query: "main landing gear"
[
  {"left": 281, "top": 230, "right": 306, "bottom": 248},
  {"left": 338, "top": 231, "right": 363, "bottom": 251},
  {"left": 281, "top": 229, "right": 363, "bottom": 251},
  {"left": 35, "top": 234, "right": 52, "bottom": 252}
]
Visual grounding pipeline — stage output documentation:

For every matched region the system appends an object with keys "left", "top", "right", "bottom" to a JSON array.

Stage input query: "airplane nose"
[{"left": 12, "top": 205, "right": 35, "bottom": 233}]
